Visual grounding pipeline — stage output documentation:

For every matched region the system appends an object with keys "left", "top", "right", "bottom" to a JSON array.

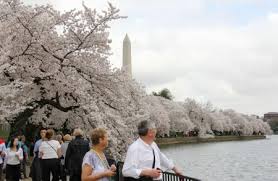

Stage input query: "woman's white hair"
[{"left": 73, "top": 128, "right": 84, "bottom": 137}]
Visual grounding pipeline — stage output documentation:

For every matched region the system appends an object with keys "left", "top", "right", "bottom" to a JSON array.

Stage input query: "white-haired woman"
[{"left": 61, "top": 134, "right": 72, "bottom": 181}]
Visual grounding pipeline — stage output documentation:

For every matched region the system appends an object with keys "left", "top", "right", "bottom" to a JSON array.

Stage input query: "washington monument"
[{"left": 122, "top": 34, "right": 132, "bottom": 77}]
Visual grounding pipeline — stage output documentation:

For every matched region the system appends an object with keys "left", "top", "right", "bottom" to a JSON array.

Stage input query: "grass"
[{"left": 0, "top": 129, "right": 9, "bottom": 139}]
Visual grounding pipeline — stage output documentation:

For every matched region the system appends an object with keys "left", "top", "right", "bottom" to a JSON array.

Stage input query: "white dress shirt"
[{"left": 122, "top": 138, "right": 174, "bottom": 180}]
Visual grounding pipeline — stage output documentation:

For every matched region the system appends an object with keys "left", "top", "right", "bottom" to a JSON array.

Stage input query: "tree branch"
[{"left": 63, "top": 13, "right": 114, "bottom": 59}]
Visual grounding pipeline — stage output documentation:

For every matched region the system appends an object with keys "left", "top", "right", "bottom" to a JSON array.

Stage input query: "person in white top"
[
  {"left": 5, "top": 137, "right": 23, "bottom": 181},
  {"left": 0, "top": 138, "right": 6, "bottom": 181},
  {"left": 39, "top": 129, "right": 62, "bottom": 181},
  {"left": 31, "top": 128, "right": 46, "bottom": 181},
  {"left": 122, "top": 120, "right": 182, "bottom": 181}
]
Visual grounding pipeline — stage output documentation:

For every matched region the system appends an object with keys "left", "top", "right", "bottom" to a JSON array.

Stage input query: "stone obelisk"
[{"left": 122, "top": 34, "right": 132, "bottom": 78}]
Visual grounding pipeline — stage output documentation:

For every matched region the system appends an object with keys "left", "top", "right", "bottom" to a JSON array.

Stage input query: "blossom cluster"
[{"left": 0, "top": 0, "right": 272, "bottom": 160}]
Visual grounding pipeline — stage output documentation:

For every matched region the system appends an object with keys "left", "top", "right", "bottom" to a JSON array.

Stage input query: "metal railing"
[
  {"left": 114, "top": 161, "right": 201, "bottom": 181},
  {"left": 162, "top": 171, "right": 201, "bottom": 181}
]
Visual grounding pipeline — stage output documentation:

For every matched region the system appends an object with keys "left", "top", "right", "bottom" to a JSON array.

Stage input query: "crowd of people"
[{"left": 0, "top": 120, "right": 181, "bottom": 181}]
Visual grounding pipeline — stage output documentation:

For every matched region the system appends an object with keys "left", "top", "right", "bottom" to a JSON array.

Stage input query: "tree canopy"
[
  {"left": 152, "top": 88, "right": 174, "bottom": 100},
  {"left": 0, "top": 0, "right": 272, "bottom": 160}
]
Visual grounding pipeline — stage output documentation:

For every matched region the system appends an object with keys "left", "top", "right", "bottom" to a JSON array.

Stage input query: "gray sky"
[{"left": 25, "top": 0, "right": 278, "bottom": 116}]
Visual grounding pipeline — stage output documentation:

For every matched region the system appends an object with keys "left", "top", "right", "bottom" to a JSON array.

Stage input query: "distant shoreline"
[{"left": 156, "top": 135, "right": 266, "bottom": 146}]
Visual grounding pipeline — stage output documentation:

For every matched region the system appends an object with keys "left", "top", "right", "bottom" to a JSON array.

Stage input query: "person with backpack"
[{"left": 0, "top": 138, "right": 6, "bottom": 181}]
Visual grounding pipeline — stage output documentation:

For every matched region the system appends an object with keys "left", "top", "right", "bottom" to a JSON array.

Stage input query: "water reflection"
[{"left": 161, "top": 135, "right": 278, "bottom": 181}]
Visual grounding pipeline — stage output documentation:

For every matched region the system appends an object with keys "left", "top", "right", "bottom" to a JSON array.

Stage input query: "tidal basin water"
[{"left": 161, "top": 135, "right": 278, "bottom": 181}]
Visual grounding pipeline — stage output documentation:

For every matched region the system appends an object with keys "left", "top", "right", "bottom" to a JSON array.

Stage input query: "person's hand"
[
  {"left": 146, "top": 168, "right": 161, "bottom": 178},
  {"left": 173, "top": 167, "right": 182, "bottom": 176},
  {"left": 0, "top": 151, "right": 5, "bottom": 157},
  {"left": 39, "top": 152, "right": 44, "bottom": 158},
  {"left": 104, "top": 169, "right": 116, "bottom": 177},
  {"left": 15, "top": 152, "right": 20, "bottom": 157},
  {"left": 110, "top": 164, "right": 117, "bottom": 172}
]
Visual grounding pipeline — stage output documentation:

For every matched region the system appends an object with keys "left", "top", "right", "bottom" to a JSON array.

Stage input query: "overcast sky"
[{"left": 25, "top": 0, "right": 278, "bottom": 116}]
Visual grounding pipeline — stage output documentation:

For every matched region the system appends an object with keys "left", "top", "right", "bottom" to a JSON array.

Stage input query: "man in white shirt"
[
  {"left": 0, "top": 138, "right": 6, "bottom": 181},
  {"left": 122, "top": 120, "right": 181, "bottom": 181}
]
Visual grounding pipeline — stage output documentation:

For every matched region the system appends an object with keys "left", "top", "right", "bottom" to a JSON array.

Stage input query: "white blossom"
[{"left": 0, "top": 0, "right": 272, "bottom": 160}]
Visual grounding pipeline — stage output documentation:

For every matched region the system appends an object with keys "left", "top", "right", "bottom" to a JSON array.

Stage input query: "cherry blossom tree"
[
  {"left": 183, "top": 99, "right": 272, "bottom": 137},
  {"left": 0, "top": 0, "right": 148, "bottom": 160},
  {"left": 144, "top": 96, "right": 171, "bottom": 137},
  {"left": 0, "top": 0, "right": 272, "bottom": 160},
  {"left": 159, "top": 99, "right": 194, "bottom": 136},
  {"left": 183, "top": 98, "right": 212, "bottom": 136}
]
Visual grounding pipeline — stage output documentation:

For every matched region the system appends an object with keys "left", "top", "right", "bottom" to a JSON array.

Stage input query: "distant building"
[
  {"left": 264, "top": 112, "right": 278, "bottom": 121},
  {"left": 264, "top": 112, "right": 278, "bottom": 133}
]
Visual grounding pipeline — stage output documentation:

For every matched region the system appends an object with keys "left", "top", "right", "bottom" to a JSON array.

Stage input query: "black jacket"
[{"left": 65, "top": 136, "right": 90, "bottom": 174}]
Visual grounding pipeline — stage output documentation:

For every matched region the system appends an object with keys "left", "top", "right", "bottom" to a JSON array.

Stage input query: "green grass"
[{"left": 0, "top": 129, "right": 10, "bottom": 139}]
